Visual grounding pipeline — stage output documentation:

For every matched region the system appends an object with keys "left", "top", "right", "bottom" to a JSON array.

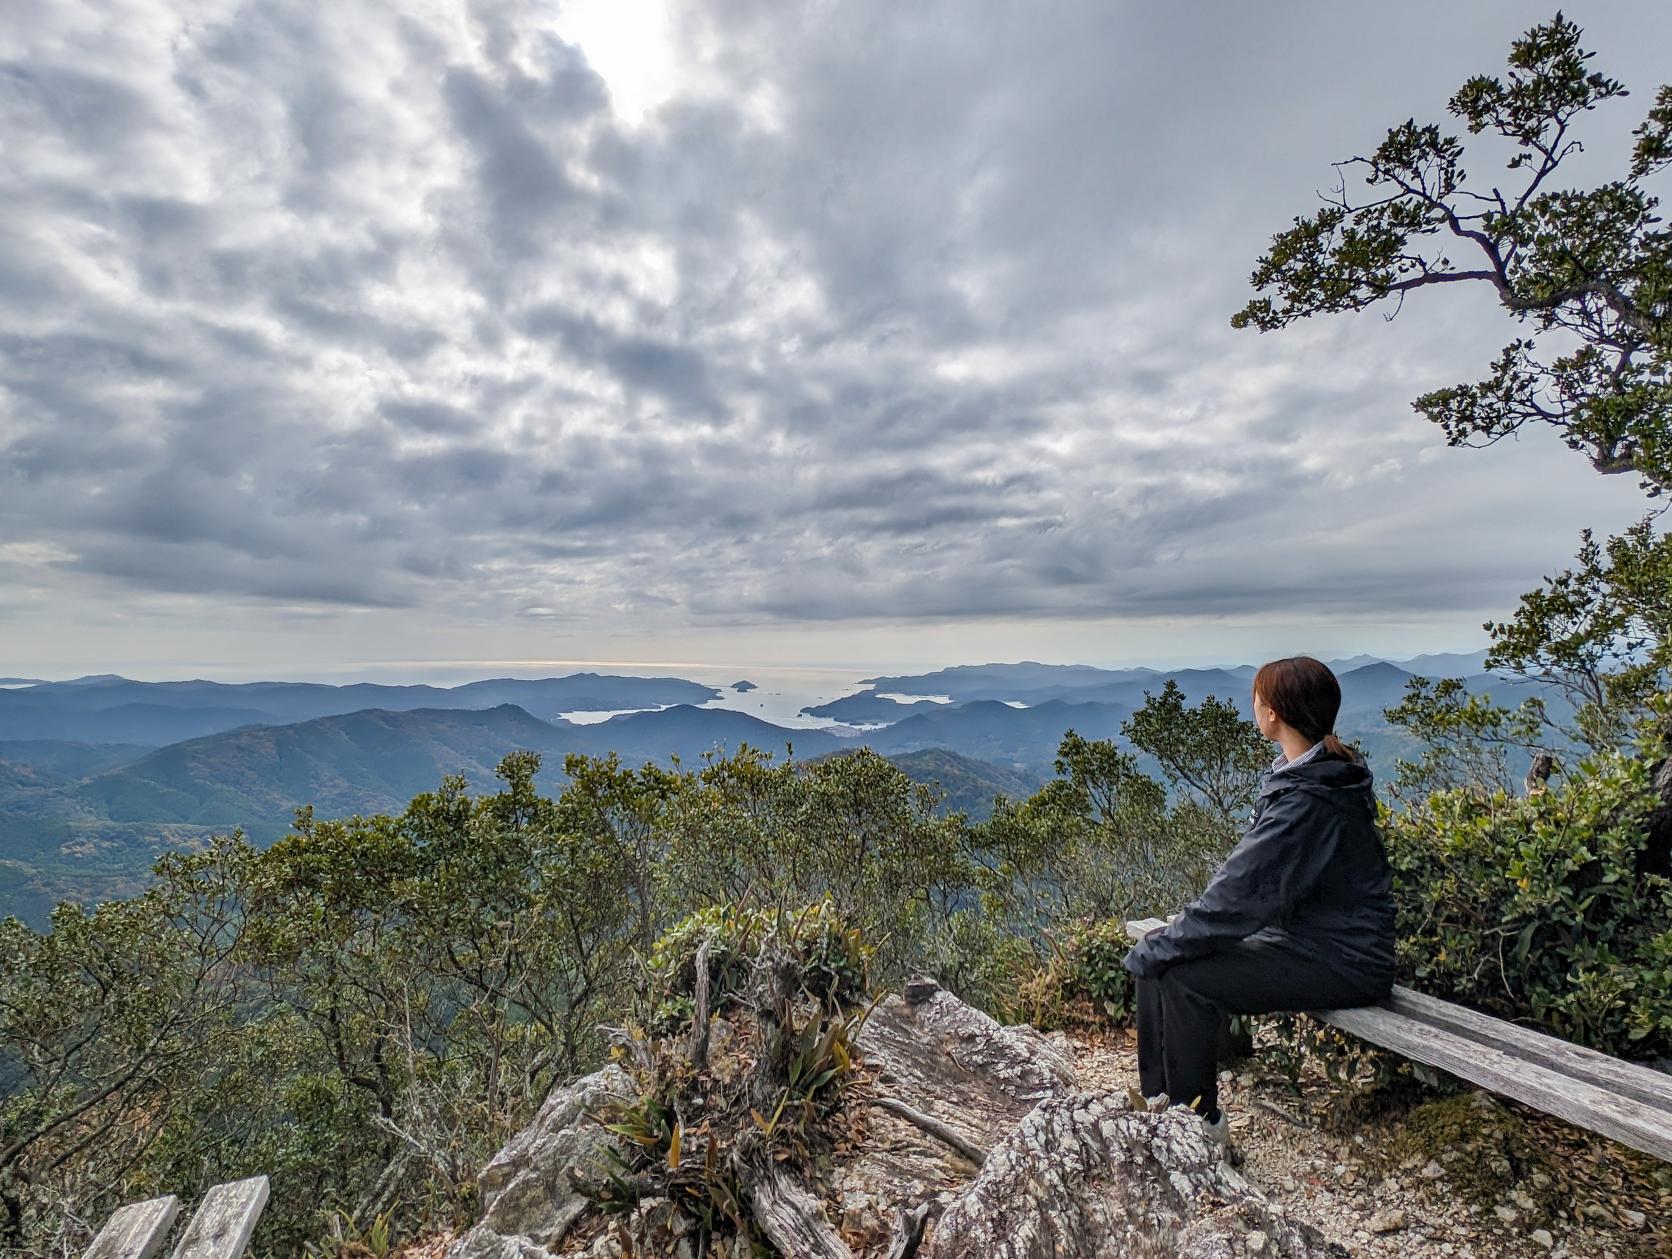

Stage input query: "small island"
[{"left": 730, "top": 679, "right": 757, "bottom": 692}]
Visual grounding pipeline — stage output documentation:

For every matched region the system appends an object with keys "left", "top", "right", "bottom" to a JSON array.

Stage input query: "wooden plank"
[
  {"left": 84, "top": 1195, "right": 180, "bottom": 1259},
  {"left": 169, "top": 1177, "right": 270, "bottom": 1259},
  {"left": 1314, "top": 1001, "right": 1672, "bottom": 1163},
  {"left": 1382, "top": 986, "right": 1672, "bottom": 1116},
  {"left": 1124, "top": 917, "right": 1168, "bottom": 940},
  {"left": 748, "top": 1164, "right": 855, "bottom": 1259}
]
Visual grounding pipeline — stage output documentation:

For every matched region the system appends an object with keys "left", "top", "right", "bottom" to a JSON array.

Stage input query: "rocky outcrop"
[
  {"left": 450, "top": 980, "right": 1341, "bottom": 1258},
  {"left": 927, "top": 1094, "right": 1340, "bottom": 1258},
  {"left": 449, "top": 1066, "right": 630, "bottom": 1259}
]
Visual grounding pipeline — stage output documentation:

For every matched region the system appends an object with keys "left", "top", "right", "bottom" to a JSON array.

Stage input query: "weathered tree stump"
[{"left": 450, "top": 980, "right": 1341, "bottom": 1258}]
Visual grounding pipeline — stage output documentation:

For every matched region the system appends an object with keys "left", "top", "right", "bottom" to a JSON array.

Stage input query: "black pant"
[{"left": 1135, "top": 933, "right": 1390, "bottom": 1120}]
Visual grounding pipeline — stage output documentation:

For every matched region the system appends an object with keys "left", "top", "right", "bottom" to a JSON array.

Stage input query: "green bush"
[
  {"left": 1011, "top": 918, "right": 1137, "bottom": 1031},
  {"left": 1383, "top": 714, "right": 1672, "bottom": 1059},
  {"left": 918, "top": 905, "right": 1035, "bottom": 1016},
  {"left": 643, "top": 902, "right": 873, "bottom": 1035},
  {"left": 1061, "top": 919, "right": 1138, "bottom": 1023}
]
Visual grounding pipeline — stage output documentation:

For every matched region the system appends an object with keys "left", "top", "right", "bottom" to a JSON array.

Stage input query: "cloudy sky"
[{"left": 2, "top": 1, "right": 1667, "bottom": 680}]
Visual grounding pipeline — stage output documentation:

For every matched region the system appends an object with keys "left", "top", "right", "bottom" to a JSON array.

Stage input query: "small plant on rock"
[{"left": 575, "top": 903, "right": 877, "bottom": 1251}]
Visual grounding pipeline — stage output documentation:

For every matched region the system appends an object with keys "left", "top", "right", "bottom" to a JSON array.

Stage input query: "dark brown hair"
[{"left": 1252, "top": 656, "right": 1357, "bottom": 762}]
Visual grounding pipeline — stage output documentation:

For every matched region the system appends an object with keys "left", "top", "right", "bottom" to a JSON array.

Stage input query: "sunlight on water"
[
  {"left": 558, "top": 706, "right": 668, "bottom": 725},
  {"left": 373, "top": 660, "right": 894, "bottom": 730}
]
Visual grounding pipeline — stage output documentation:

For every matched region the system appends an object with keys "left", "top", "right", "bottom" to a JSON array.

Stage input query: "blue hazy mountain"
[
  {"left": 800, "top": 693, "right": 948, "bottom": 722},
  {"left": 1322, "top": 654, "right": 1384, "bottom": 672},
  {"left": 814, "top": 667, "right": 1246, "bottom": 722},
  {"left": 1335, "top": 661, "right": 1422, "bottom": 711},
  {"left": 855, "top": 662, "right": 1160, "bottom": 700},
  {"left": 816, "top": 656, "right": 1486, "bottom": 731},
  {"left": 0, "top": 741, "right": 155, "bottom": 779},
  {"left": 75, "top": 705, "right": 580, "bottom": 832},
  {"left": 1, "top": 702, "right": 292, "bottom": 745},
  {"left": 567, "top": 705, "right": 846, "bottom": 767},
  {"left": 0, "top": 654, "right": 1525, "bottom": 925},
  {"left": 864, "top": 698, "right": 1133, "bottom": 772},
  {"left": 1397, "top": 650, "right": 1492, "bottom": 677},
  {"left": 20, "top": 704, "right": 839, "bottom": 840},
  {"left": 0, "top": 674, "right": 720, "bottom": 745}
]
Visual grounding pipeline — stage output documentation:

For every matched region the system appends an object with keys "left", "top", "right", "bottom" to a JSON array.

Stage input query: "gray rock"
[
  {"left": 450, "top": 981, "right": 1344, "bottom": 1259},
  {"left": 926, "top": 1095, "right": 1343, "bottom": 1258},
  {"left": 447, "top": 1065, "right": 630, "bottom": 1259},
  {"left": 1367, "top": 1208, "right": 1405, "bottom": 1234},
  {"left": 857, "top": 977, "right": 1078, "bottom": 1151}
]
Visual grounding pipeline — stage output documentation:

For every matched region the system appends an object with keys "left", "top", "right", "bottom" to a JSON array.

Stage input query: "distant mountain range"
[
  {"left": 0, "top": 674, "right": 719, "bottom": 744},
  {"left": 0, "top": 653, "right": 1526, "bottom": 927},
  {"left": 45, "top": 699, "right": 1110, "bottom": 840},
  {"left": 810, "top": 653, "right": 1493, "bottom": 724}
]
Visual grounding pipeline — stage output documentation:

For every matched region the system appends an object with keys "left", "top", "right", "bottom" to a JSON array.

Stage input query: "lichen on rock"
[
  {"left": 448, "top": 1066, "right": 630, "bottom": 1259},
  {"left": 449, "top": 970, "right": 1344, "bottom": 1258},
  {"left": 926, "top": 1094, "right": 1342, "bottom": 1258}
]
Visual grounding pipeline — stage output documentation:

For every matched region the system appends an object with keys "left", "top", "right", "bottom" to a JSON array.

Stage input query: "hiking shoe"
[
  {"left": 1201, "top": 1111, "right": 1243, "bottom": 1166},
  {"left": 1200, "top": 1110, "right": 1230, "bottom": 1147}
]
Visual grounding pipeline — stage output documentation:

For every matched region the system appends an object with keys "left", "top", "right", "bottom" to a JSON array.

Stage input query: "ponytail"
[{"left": 1320, "top": 732, "right": 1358, "bottom": 763}]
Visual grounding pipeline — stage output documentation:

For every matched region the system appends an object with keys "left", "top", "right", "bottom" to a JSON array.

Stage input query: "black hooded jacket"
[{"left": 1122, "top": 753, "right": 1396, "bottom": 982}]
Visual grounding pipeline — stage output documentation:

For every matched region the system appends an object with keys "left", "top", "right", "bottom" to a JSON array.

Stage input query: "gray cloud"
[{"left": 0, "top": 0, "right": 1666, "bottom": 673}]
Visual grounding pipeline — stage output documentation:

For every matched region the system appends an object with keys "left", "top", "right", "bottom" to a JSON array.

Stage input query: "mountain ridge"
[{"left": 0, "top": 653, "right": 1524, "bottom": 926}]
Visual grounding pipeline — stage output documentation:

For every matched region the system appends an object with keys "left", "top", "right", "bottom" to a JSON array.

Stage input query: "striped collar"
[{"left": 1270, "top": 739, "right": 1327, "bottom": 776}]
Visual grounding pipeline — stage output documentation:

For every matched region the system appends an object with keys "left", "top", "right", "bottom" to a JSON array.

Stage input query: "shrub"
[
  {"left": 579, "top": 905, "right": 875, "bottom": 1250},
  {"left": 1383, "top": 714, "right": 1672, "bottom": 1059},
  {"left": 643, "top": 902, "right": 873, "bottom": 1035},
  {"left": 1011, "top": 918, "right": 1137, "bottom": 1032},
  {"left": 918, "top": 905, "right": 1035, "bottom": 1016}
]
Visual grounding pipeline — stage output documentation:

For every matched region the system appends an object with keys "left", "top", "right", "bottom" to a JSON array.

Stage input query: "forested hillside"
[
  {"left": 4, "top": 681, "right": 1668, "bottom": 1256},
  {"left": 0, "top": 656, "right": 1542, "bottom": 924}
]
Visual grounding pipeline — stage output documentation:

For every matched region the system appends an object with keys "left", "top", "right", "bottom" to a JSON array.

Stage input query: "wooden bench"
[
  {"left": 83, "top": 1176, "right": 269, "bottom": 1259},
  {"left": 1123, "top": 918, "right": 1672, "bottom": 1163}
]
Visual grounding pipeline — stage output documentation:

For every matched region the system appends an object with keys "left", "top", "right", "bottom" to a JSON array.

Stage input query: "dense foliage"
[
  {"left": 1233, "top": 13, "right": 1672, "bottom": 497},
  {"left": 0, "top": 677, "right": 1259, "bottom": 1258},
  {"left": 1383, "top": 702, "right": 1672, "bottom": 1058}
]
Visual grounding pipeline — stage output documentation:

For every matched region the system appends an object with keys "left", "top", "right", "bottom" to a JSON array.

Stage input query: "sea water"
[{"left": 351, "top": 660, "right": 901, "bottom": 730}]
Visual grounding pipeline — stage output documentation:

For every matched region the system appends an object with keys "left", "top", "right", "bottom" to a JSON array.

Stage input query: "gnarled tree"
[{"left": 1233, "top": 13, "right": 1672, "bottom": 496}]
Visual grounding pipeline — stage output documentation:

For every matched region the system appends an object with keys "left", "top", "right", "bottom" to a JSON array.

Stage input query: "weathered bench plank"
[
  {"left": 1318, "top": 1000, "right": 1672, "bottom": 1162},
  {"left": 1381, "top": 984, "right": 1672, "bottom": 1112},
  {"left": 84, "top": 1195, "right": 180, "bottom": 1259},
  {"left": 168, "top": 1177, "right": 269, "bottom": 1259}
]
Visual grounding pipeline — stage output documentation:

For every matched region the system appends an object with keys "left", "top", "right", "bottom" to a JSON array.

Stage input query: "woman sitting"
[{"left": 1122, "top": 655, "right": 1396, "bottom": 1148}]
